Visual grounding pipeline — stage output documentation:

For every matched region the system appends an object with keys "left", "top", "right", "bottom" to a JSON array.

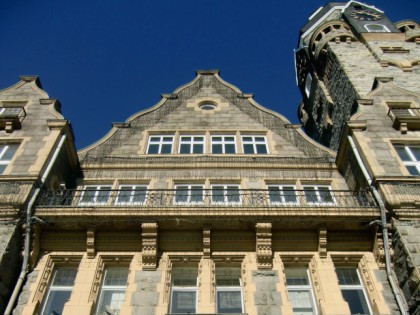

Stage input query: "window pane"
[
  {"left": 149, "top": 137, "right": 160, "bottom": 142},
  {"left": 212, "top": 186, "right": 225, "bottom": 203},
  {"left": 133, "top": 187, "right": 147, "bottom": 203},
  {"left": 147, "top": 144, "right": 159, "bottom": 154},
  {"left": 243, "top": 144, "right": 255, "bottom": 154},
  {"left": 175, "top": 187, "right": 188, "bottom": 203},
  {"left": 304, "top": 187, "right": 317, "bottom": 203},
  {"left": 411, "top": 147, "right": 420, "bottom": 161},
  {"left": 336, "top": 268, "right": 360, "bottom": 285},
  {"left": 96, "top": 290, "right": 126, "bottom": 314},
  {"left": 163, "top": 137, "right": 173, "bottom": 141},
  {"left": 181, "top": 136, "right": 191, "bottom": 141},
  {"left": 190, "top": 186, "right": 203, "bottom": 203},
  {"left": 2, "top": 145, "right": 18, "bottom": 160},
  {"left": 285, "top": 268, "right": 309, "bottom": 286},
  {"left": 268, "top": 187, "right": 281, "bottom": 203},
  {"left": 180, "top": 144, "right": 191, "bottom": 154},
  {"left": 97, "top": 188, "right": 111, "bottom": 203},
  {"left": 288, "top": 290, "right": 315, "bottom": 315},
  {"left": 80, "top": 187, "right": 96, "bottom": 203},
  {"left": 117, "top": 189, "right": 131, "bottom": 203},
  {"left": 161, "top": 144, "right": 172, "bottom": 154},
  {"left": 52, "top": 269, "right": 77, "bottom": 286},
  {"left": 171, "top": 291, "right": 196, "bottom": 313},
  {"left": 212, "top": 144, "right": 223, "bottom": 154},
  {"left": 342, "top": 289, "right": 370, "bottom": 315},
  {"left": 192, "top": 144, "right": 203, "bottom": 154},
  {"left": 225, "top": 144, "right": 236, "bottom": 154},
  {"left": 406, "top": 165, "right": 420, "bottom": 175},
  {"left": 227, "top": 186, "right": 240, "bottom": 202},
  {"left": 395, "top": 146, "right": 411, "bottom": 161},
  {"left": 256, "top": 144, "right": 267, "bottom": 154},
  {"left": 0, "top": 165, "right": 6, "bottom": 173},
  {"left": 104, "top": 269, "right": 129, "bottom": 286},
  {"left": 283, "top": 187, "right": 298, "bottom": 203},
  {"left": 42, "top": 290, "right": 72, "bottom": 315},
  {"left": 318, "top": 187, "right": 333, "bottom": 203},
  {"left": 217, "top": 291, "right": 242, "bottom": 313}
]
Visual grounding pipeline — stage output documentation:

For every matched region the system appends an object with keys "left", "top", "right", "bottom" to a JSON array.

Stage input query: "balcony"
[
  {"left": 0, "top": 106, "right": 26, "bottom": 132},
  {"left": 388, "top": 107, "right": 420, "bottom": 131}
]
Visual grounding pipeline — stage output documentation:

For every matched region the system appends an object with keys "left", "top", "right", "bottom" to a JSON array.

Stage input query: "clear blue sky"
[{"left": 1, "top": 0, "right": 418, "bottom": 149}]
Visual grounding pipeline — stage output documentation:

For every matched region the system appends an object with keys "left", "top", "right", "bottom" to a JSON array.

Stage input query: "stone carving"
[
  {"left": 141, "top": 222, "right": 158, "bottom": 270},
  {"left": 256, "top": 223, "right": 272, "bottom": 269},
  {"left": 203, "top": 225, "right": 211, "bottom": 259},
  {"left": 318, "top": 226, "right": 327, "bottom": 258},
  {"left": 87, "top": 227, "right": 95, "bottom": 259}
]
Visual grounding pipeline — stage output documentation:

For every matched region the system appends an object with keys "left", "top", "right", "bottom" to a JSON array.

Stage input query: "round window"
[{"left": 199, "top": 102, "right": 217, "bottom": 110}]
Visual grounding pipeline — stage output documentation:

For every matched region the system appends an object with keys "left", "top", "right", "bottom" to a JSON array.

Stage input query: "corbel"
[
  {"left": 5, "top": 121, "right": 14, "bottom": 133},
  {"left": 318, "top": 226, "right": 327, "bottom": 258},
  {"left": 255, "top": 223, "right": 272, "bottom": 269},
  {"left": 87, "top": 227, "right": 96, "bottom": 259},
  {"left": 400, "top": 122, "right": 408, "bottom": 134},
  {"left": 141, "top": 222, "right": 158, "bottom": 270},
  {"left": 203, "top": 225, "right": 211, "bottom": 259}
]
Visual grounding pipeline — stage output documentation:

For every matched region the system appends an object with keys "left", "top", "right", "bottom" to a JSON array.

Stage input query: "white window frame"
[
  {"left": 174, "top": 185, "right": 205, "bottom": 205},
  {"left": 41, "top": 268, "right": 77, "bottom": 315},
  {"left": 178, "top": 135, "right": 205, "bottom": 154},
  {"left": 211, "top": 185, "right": 241, "bottom": 205},
  {"left": 394, "top": 145, "right": 420, "bottom": 175},
  {"left": 241, "top": 135, "right": 269, "bottom": 154},
  {"left": 267, "top": 185, "right": 299, "bottom": 205},
  {"left": 0, "top": 143, "right": 19, "bottom": 173},
  {"left": 284, "top": 267, "right": 318, "bottom": 315},
  {"left": 170, "top": 268, "right": 198, "bottom": 314},
  {"left": 302, "top": 185, "right": 335, "bottom": 205},
  {"left": 146, "top": 135, "right": 174, "bottom": 154},
  {"left": 336, "top": 267, "right": 372, "bottom": 315},
  {"left": 211, "top": 135, "right": 237, "bottom": 154},
  {"left": 115, "top": 185, "right": 147, "bottom": 205},
  {"left": 216, "top": 267, "right": 244, "bottom": 314},
  {"left": 95, "top": 267, "right": 129, "bottom": 315},
  {"left": 364, "top": 24, "right": 390, "bottom": 33},
  {"left": 79, "top": 185, "right": 112, "bottom": 205},
  {"left": 305, "top": 73, "right": 312, "bottom": 97}
]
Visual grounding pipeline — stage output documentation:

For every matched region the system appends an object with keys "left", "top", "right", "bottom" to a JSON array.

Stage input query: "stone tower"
[{"left": 295, "top": 1, "right": 420, "bottom": 149}]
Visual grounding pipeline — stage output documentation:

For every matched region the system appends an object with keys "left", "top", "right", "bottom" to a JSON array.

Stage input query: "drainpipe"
[
  {"left": 4, "top": 134, "right": 67, "bottom": 315},
  {"left": 347, "top": 135, "right": 408, "bottom": 315}
]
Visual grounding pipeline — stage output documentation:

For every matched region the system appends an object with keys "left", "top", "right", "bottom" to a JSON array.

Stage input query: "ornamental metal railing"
[{"left": 36, "top": 188, "right": 377, "bottom": 209}]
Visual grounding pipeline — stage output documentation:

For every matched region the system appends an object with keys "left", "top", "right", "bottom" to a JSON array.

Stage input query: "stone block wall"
[{"left": 252, "top": 270, "right": 282, "bottom": 315}]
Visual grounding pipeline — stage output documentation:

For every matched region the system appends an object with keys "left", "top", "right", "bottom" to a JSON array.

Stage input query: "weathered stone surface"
[
  {"left": 252, "top": 270, "right": 281, "bottom": 315},
  {"left": 130, "top": 270, "right": 161, "bottom": 314}
]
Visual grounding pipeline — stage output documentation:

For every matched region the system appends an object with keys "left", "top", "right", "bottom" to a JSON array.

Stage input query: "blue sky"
[{"left": 1, "top": 0, "right": 418, "bottom": 149}]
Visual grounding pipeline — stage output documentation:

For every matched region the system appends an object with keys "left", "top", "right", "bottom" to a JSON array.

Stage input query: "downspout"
[
  {"left": 4, "top": 134, "right": 67, "bottom": 315},
  {"left": 347, "top": 135, "right": 408, "bottom": 315}
]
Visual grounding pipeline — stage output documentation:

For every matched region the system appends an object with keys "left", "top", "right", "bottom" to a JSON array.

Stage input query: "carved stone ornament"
[
  {"left": 87, "top": 227, "right": 95, "bottom": 259},
  {"left": 203, "top": 225, "right": 211, "bottom": 259},
  {"left": 318, "top": 226, "right": 327, "bottom": 258},
  {"left": 141, "top": 222, "right": 158, "bottom": 270},
  {"left": 256, "top": 223, "right": 272, "bottom": 269}
]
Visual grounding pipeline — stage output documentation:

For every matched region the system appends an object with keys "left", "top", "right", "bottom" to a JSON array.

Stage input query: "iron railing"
[{"left": 36, "top": 188, "right": 377, "bottom": 209}]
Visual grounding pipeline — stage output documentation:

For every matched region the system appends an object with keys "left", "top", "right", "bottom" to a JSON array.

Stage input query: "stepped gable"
[{"left": 79, "top": 70, "right": 334, "bottom": 161}]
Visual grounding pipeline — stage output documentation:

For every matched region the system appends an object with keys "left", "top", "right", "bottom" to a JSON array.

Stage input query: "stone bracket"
[
  {"left": 87, "top": 227, "right": 95, "bottom": 259},
  {"left": 256, "top": 222, "right": 272, "bottom": 269},
  {"left": 141, "top": 222, "right": 158, "bottom": 270},
  {"left": 203, "top": 225, "right": 211, "bottom": 259},
  {"left": 318, "top": 226, "right": 327, "bottom": 258}
]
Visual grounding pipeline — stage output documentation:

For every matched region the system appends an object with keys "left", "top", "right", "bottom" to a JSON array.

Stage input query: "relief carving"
[
  {"left": 256, "top": 223, "right": 272, "bottom": 269},
  {"left": 141, "top": 222, "right": 158, "bottom": 270}
]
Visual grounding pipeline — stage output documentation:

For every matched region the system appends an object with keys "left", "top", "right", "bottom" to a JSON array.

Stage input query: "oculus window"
[{"left": 394, "top": 145, "right": 420, "bottom": 175}]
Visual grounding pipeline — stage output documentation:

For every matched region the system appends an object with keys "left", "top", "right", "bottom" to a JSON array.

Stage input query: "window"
[
  {"left": 79, "top": 185, "right": 112, "bottom": 205},
  {"left": 115, "top": 185, "right": 147, "bottom": 205},
  {"left": 174, "top": 185, "right": 204, "bottom": 204},
  {"left": 268, "top": 185, "right": 298, "bottom": 205},
  {"left": 285, "top": 268, "right": 317, "bottom": 315},
  {"left": 147, "top": 136, "right": 174, "bottom": 154},
  {"left": 0, "top": 144, "right": 19, "bottom": 173},
  {"left": 211, "top": 185, "right": 241, "bottom": 204},
  {"left": 211, "top": 136, "right": 236, "bottom": 154},
  {"left": 170, "top": 268, "right": 198, "bottom": 314},
  {"left": 179, "top": 136, "right": 205, "bottom": 154},
  {"left": 394, "top": 145, "right": 420, "bottom": 175},
  {"left": 41, "top": 268, "right": 77, "bottom": 315},
  {"left": 242, "top": 136, "right": 268, "bottom": 154},
  {"left": 365, "top": 24, "right": 390, "bottom": 32},
  {"left": 336, "top": 268, "right": 372, "bottom": 315},
  {"left": 95, "top": 267, "right": 129, "bottom": 315},
  {"left": 199, "top": 102, "right": 217, "bottom": 110},
  {"left": 216, "top": 267, "right": 243, "bottom": 313},
  {"left": 305, "top": 73, "right": 312, "bottom": 97},
  {"left": 302, "top": 185, "right": 335, "bottom": 205}
]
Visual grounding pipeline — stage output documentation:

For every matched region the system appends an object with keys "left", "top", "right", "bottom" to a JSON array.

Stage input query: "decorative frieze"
[
  {"left": 141, "top": 222, "right": 158, "bottom": 270},
  {"left": 256, "top": 223, "right": 272, "bottom": 269}
]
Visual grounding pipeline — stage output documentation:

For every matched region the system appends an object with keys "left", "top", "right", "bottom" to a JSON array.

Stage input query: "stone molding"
[
  {"left": 256, "top": 222, "right": 272, "bottom": 269},
  {"left": 141, "top": 222, "right": 158, "bottom": 270}
]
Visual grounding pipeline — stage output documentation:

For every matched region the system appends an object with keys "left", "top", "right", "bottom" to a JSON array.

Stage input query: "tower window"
[
  {"left": 305, "top": 73, "right": 312, "bottom": 97},
  {"left": 364, "top": 24, "right": 390, "bottom": 33}
]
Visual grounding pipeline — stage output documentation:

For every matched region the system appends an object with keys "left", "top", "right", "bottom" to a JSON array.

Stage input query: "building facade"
[{"left": 0, "top": 1, "right": 418, "bottom": 315}]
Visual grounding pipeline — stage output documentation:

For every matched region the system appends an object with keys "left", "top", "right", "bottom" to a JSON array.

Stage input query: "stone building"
[
  {"left": 0, "top": 1, "right": 418, "bottom": 315},
  {"left": 295, "top": 1, "right": 420, "bottom": 314}
]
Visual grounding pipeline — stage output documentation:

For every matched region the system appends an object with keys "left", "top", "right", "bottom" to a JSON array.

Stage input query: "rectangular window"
[
  {"left": 394, "top": 145, "right": 420, "bottom": 175},
  {"left": 95, "top": 267, "right": 129, "bottom": 315},
  {"left": 170, "top": 268, "right": 198, "bottom": 314},
  {"left": 41, "top": 268, "right": 77, "bottom": 315},
  {"left": 179, "top": 136, "right": 204, "bottom": 154},
  {"left": 211, "top": 136, "right": 236, "bottom": 154},
  {"left": 174, "top": 185, "right": 204, "bottom": 204},
  {"left": 147, "top": 136, "right": 174, "bottom": 154},
  {"left": 79, "top": 185, "right": 112, "bottom": 205},
  {"left": 216, "top": 267, "right": 243, "bottom": 313},
  {"left": 0, "top": 144, "right": 19, "bottom": 173},
  {"left": 211, "top": 185, "right": 241, "bottom": 204},
  {"left": 336, "top": 268, "right": 372, "bottom": 315},
  {"left": 268, "top": 185, "right": 298, "bottom": 205},
  {"left": 302, "top": 185, "right": 335, "bottom": 205},
  {"left": 284, "top": 267, "right": 317, "bottom": 315},
  {"left": 242, "top": 136, "right": 268, "bottom": 154},
  {"left": 115, "top": 185, "right": 147, "bottom": 205}
]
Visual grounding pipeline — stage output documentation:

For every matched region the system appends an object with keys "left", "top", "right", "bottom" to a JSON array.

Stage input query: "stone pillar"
[
  {"left": 252, "top": 269, "right": 282, "bottom": 315},
  {"left": 130, "top": 270, "right": 162, "bottom": 315},
  {"left": 197, "top": 258, "right": 215, "bottom": 313}
]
